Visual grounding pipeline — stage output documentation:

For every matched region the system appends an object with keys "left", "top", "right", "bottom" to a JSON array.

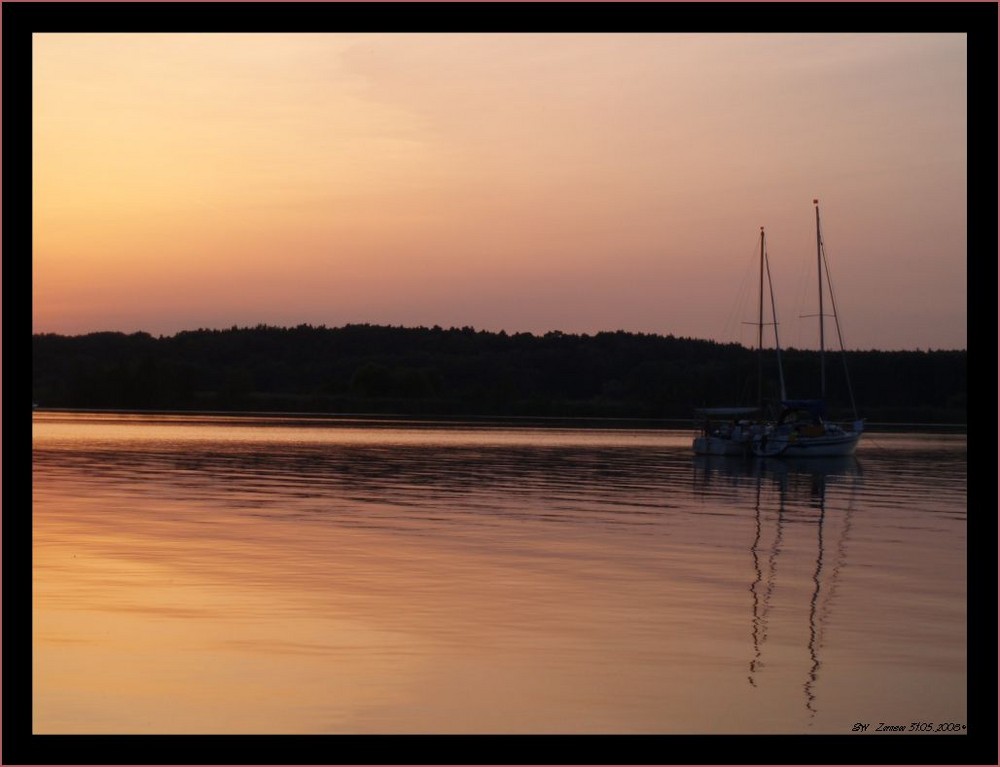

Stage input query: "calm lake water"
[{"left": 32, "top": 412, "right": 967, "bottom": 735}]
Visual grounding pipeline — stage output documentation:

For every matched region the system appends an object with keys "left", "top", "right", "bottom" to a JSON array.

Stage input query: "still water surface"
[{"left": 32, "top": 412, "right": 967, "bottom": 734}]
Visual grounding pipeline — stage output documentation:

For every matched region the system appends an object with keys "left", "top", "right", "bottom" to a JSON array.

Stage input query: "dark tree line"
[{"left": 32, "top": 324, "right": 966, "bottom": 423}]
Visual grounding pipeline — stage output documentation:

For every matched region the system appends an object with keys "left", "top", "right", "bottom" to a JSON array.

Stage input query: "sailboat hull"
[{"left": 753, "top": 428, "right": 860, "bottom": 458}]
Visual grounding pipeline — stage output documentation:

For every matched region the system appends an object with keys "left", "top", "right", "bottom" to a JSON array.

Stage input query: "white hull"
[{"left": 753, "top": 430, "right": 860, "bottom": 458}]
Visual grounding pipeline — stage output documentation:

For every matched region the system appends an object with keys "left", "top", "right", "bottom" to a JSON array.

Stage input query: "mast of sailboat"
[
  {"left": 814, "top": 200, "right": 860, "bottom": 421},
  {"left": 757, "top": 228, "right": 765, "bottom": 410},
  {"left": 756, "top": 227, "right": 787, "bottom": 410},
  {"left": 814, "top": 199, "right": 826, "bottom": 399}
]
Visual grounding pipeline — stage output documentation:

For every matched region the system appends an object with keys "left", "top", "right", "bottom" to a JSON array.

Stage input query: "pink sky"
[{"left": 32, "top": 33, "right": 967, "bottom": 351}]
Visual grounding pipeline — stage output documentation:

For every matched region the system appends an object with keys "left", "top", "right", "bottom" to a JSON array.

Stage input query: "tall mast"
[
  {"left": 756, "top": 227, "right": 786, "bottom": 408},
  {"left": 814, "top": 199, "right": 825, "bottom": 399},
  {"left": 757, "top": 227, "right": 765, "bottom": 410}
]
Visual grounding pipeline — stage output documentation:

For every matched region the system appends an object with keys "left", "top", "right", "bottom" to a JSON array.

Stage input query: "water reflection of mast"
[
  {"left": 817, "top": 468, "right": 858, "bottom": 645},
  {"left": 804, "top": 473, "right": 826, "bottom": 719},
  {"left": 748, "top": 463, "right": 787, "bottom": 688},
  {"left": 746, "top": 457, "right": 860, "bottom": 719},
  {"left": 749, "top": 476, "right": 763, "bottom": 685},
  {"left": 802, "top": 460, "right": 861, "bottom": 721}
]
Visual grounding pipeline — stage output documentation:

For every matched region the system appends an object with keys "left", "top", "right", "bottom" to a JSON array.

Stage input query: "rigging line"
[
  {"left": 742, "top": 231, "right": 787, "bottom": 405},
  {"left": 788, "top": 231, "right": 814, "bottom": 351},
  {"left": 764, "top": 238, "right": 787, "bottom": 402},
  {"left": 819, "top": 239, "right": 859, "bottom": 419},
  {"left": 722, "top": 234, "right": 769, "bottom": 348}
]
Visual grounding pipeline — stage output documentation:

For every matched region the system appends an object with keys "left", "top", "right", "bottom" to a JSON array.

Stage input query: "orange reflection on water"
[
  {"left": 33, "top": 414, "right": 967, "bottom": 734},
  {"left": 34, "top": 487, "right": 763, "bottom": 734}
]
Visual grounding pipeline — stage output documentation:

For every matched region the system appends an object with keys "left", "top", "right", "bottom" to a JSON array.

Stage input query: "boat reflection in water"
[{"left": 693, "top": 453, "right": 861, "bottom": 723}]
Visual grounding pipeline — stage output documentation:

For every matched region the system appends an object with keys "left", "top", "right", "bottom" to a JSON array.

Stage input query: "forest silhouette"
[{"left": 32, "top": 324, "right": 966, "bottom": 423}]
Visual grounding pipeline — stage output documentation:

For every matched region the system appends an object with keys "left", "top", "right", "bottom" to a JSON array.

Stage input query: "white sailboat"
[
  {"left": 752, "top": 201, "right": 864, "bottom": 458},
  {"left": 693, "top": 227, "right": 786, "bottom": 456}
]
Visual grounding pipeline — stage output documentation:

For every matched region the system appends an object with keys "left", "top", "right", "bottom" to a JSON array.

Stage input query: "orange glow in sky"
[{"left": 33, "top": 33, "right": 967, "bottom": 350}]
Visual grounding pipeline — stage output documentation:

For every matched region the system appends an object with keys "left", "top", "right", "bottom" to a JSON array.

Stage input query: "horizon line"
[{"left": 31, "top": 322, "right": 968, "bottom": 354}]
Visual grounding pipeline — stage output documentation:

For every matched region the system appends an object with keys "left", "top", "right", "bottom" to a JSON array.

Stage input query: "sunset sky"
[{"left": 32, "top": 32, "right": 967, "bottom": 351}]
